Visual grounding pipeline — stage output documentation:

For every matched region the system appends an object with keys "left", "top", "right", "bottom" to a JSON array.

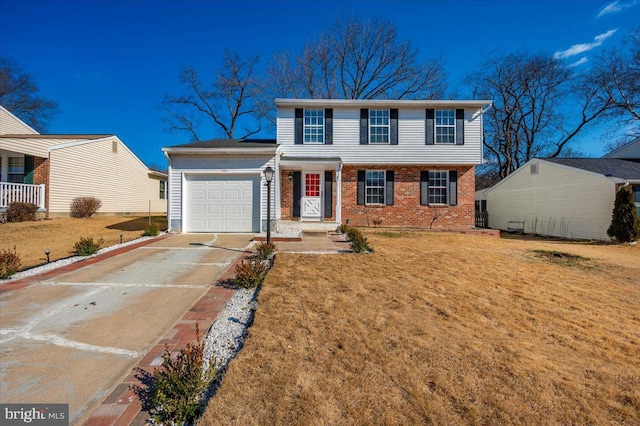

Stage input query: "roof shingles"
[{"left": 544, "top": 158, "right": 640, "bottom": 180}]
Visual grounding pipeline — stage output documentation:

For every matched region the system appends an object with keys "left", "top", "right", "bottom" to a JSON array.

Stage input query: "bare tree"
[
  {"left": 161, "top": 50, "right": 263, "bottom": 141},
  {"left": 589, "top": 26, "right": 640, "bottom": 145},
  {"left": 0, "top": 56, "right": 58, "bottom": 131},
  {"left": 468, "top": 50, "right": 612, "bottom": 180},
  {"left": 262, "top": 16, "right": 447, "bottom": 123}
]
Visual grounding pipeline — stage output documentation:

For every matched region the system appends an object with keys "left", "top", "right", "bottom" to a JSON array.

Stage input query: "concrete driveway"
[{"left": 0, "top": 233, "right": 252, "bottom": 425}]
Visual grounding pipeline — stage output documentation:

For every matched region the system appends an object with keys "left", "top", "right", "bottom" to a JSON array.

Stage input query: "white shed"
[{"left": 485, "top": 158, "right": 640, "bottom": 241}]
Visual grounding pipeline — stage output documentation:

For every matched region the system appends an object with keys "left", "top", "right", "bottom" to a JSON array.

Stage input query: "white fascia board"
[
  {"left": 275, "top": 98, "right": 493, "bottom": 109},
  {"left": 48, "top": 135, "right": 115, "bottom": 151}
]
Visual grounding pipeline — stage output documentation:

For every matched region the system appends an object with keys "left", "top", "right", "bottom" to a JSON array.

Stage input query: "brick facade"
[
  {"left": 33, "top": 155, "right": 50, "bottom": 216},
  {"left": 341, "top": 165, "right": 475, "bottom": 228},
  {"left": 280, "top": 165, "right": 475, "bottom": 228},
  {"left": 280, "top": 169, "right": 337, "bottom": 221}
]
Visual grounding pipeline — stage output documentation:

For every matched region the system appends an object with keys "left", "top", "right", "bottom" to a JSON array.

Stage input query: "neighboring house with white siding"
[
  {"left": 482, "top": 140, "right": 640, "bottom": 241},
  {"left": 163, "top": 98, "right": 492, "bottom": 233},
  {"left": 0, "top": 105, "right": 167, "bottom": 216}
]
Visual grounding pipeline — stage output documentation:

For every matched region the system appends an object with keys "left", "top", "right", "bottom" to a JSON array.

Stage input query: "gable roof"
[
  {"left": 544, "top": 158, "right": 640, "bottom": 180},
  {"left": 165, "top": 138, "right": 277, "bottom": 149},
  {"left": 603, "top": 136, "right": 640, "bottom": 160},
  {"left": 275, "top": 98, "right": 492, "bottom": 109},
  {"left": 163, "top": 138, "right": 278, "bottom": 155}
]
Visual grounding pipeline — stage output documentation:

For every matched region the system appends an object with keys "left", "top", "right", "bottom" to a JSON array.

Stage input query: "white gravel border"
[{"left": 0, "top": 234, "right": 163, "bottom": 284}]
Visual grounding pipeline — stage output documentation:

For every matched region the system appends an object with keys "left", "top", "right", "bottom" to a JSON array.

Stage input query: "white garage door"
[{"left": 186, "top": 174, "right": 259, "bottom": 232}]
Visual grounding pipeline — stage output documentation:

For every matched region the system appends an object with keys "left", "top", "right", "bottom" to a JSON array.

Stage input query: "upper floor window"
[
  {"left": 428, "top": 170, "right": 448, "bottom": 204},
  {"left": 435, "top": 109, "right": 455, "bottom": 144},
  {"left": 304, "top": 109, "right": 324, "bottom": 143},
  {"left": 365, "top": 170, "right": 385, "bottom": 204},
  {"left": 369, "top": 109, "right": 389, "bottom": 144},
  {"left": 8, "top": 157, "right": 24, "bottom": 183},
  {"left": 159, "top": 180, "right": 166, "bottom": 199}
]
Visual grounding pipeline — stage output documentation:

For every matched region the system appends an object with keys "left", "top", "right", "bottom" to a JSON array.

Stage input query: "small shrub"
[
  {"left": 336, "top": 223, "right": 349, "bottom": 234},
  {"left": 143, "top": 223, "right": 160, "bottom": 237},
  {"left": 0, "top": 246, "right": 22, "bottom": 279},
  {"left": 150, "top": 324, "right": 216, "bottom": 425},
  {"left": 234, "top": 258, "right": 268, "bottom": 288},
  {"left": 6, "top": 202, "right": 38, "bottom": 222},
  {"left": 255, "top": 241, "right": 277, "bottom": 260},
  {"left": 346, "top": 227, "right": 373, "bottom": 253},
  {"left": 74, "top": 236, "right": 104, "bottom": 256},
  {"left": 70, "top": 197, "right": 102, "bottom": 218},
  {"left": 607, "top": 187, "right": 640, "bottom": 243}
]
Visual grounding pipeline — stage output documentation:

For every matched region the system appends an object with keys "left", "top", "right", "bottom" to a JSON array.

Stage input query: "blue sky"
[{"left": 1, "top": 0, "right": 638, "bottom": 168}]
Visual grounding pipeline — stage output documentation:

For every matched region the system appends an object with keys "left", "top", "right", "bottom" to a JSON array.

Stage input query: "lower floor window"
[
  {"left": 365, "top": 170, "right": 385, "bottom": 204},
  {"left": 633, "top": 186, "right": 640, "bottom": 218},
  {"left": 428, "top": 171, "right": 448, "bottom": 204},
  {"left": 8, "top": 157, "right": 25, "bottom": 183}
]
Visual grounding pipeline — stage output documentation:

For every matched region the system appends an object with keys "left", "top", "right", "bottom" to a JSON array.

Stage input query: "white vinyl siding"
[
  {"left": 0, "top": 106, "right": 39, "bottom": 135},
  {"left": 48, "top": 137, "right": 167, "bottom": 214},
  {"left": 277, "top": 107, "right": 483, "bottom": 164},
  {"left": 486, "top": 160, "right": 616, "bottom": 241}
]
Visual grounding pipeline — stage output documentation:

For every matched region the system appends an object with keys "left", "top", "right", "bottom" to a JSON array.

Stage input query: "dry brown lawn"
[
  {"left": 0, "top": 216, "right": 166, "bottom": 269},
  {"left": 202, "top": 231, "right": 640, "bottom": 425}
]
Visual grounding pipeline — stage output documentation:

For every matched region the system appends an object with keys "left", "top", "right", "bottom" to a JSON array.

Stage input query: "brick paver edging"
[
  {"left": 0, "top": 235, "right": 169, "bottom": 294},
  {"left": 82, "top": 247, "right": 256, "bottom": 426}
]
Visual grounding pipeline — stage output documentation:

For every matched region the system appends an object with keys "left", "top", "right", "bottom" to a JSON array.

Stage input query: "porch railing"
[{"left": 0, "top": 182, "right": 46, "bottom": 210}]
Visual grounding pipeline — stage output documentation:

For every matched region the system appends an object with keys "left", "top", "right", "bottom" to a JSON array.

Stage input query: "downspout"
[{"left": 163, "top": 150, "right": 172, "bottom": 231}]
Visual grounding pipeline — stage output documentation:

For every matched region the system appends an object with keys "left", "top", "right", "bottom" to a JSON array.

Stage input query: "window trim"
[
  {"left": 369, "top": 109, "right": 390, "bottom": 144},
  {"left": 303, "top": 108, "right": 324, "bottom": 144},
  {"left": 365, "top": 170, "right": 386, "bottom": 205},
  {"left": 428, "top": 170, "right": 449, "bottom": 205},
  {"left": 434, "top": 109, "right": 456, "bottom": 144},
  {"left": 7, "top": 156, "right": 25, "bottom": 183}
]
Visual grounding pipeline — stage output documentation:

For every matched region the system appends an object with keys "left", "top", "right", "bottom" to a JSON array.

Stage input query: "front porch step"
[{"left": 279, "top": 220, "right": 339, "bottom": 232}]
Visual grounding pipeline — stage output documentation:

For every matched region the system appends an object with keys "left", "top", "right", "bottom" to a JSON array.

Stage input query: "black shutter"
[
  {"left": 293, "top": 171, "right": 301, "bottom": 217},
  {"left": 324, "top": 171, "right": 333, "bottom": 218},
  {"left": 449, "top": 171, "right": 458, "bottom": 206},
  {"left": 455, "top": 109, "right": 464, "bottom": 145},
  {"left": 390, "top": 109, "right": 398, "bottom": 145},
  {"left": 324, "top": 108, "right": 333, "bottom": 145},
  {"left": 385, "top": 171, "right": 394, "bottom": 206},
  {"left": 425, "top": 109, "right": 434, "bottom": 145},
  {"left": 420, "top": 171, "right": 429, "bottom": 205},
  {"left": 360, "top": 109, "right": 369, "bottom": 145},
  {"left": 357, "top": 170, "right": 366, "bottom": 205},
  {"left": 295, "top": 108, "right": 303, "bottom": 144}
]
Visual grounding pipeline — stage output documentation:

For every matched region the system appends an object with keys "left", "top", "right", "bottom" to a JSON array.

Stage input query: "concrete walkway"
[{"left": 0, "top": 233, "right": 252, "bottom": 425}]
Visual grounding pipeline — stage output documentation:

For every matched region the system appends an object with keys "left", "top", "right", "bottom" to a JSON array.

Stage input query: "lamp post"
[{"left": 263, "top": 166, "right": 274, "bottom": 244}]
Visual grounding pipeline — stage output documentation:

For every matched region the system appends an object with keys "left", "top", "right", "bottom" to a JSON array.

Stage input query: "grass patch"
[
  {"left": 201, "top": 232, "right": 640, "bottom": 424},
  {"left": 532, "top": 249, "right": 591, "bottom": 266},
  {"left": 373, "top": 231, "right": 412, "bottom": 238},
  {"left": 0, "top": 216, "right": 167, "bottom": 270}
]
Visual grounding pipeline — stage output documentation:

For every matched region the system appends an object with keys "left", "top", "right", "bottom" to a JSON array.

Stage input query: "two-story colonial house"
[{"left": 162, "top": 99, "right": 492, "bottom": 233}]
